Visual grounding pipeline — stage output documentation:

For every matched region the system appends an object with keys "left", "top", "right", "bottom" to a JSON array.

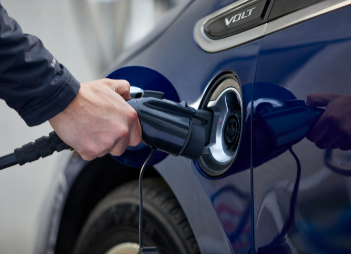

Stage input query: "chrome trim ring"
[
  {"left": 194, "top": 0, "right": 351, "bottom": 52},
  {"left": 207, "top": 87, "right": 243, "bottom": 164},
  {"left": 198, "top": 75, "right": 243, "bottom": 177}
]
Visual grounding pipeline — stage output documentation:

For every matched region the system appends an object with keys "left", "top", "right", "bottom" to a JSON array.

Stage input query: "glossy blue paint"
[
  {"left": 112, "top": 0, "right": 260, "bottom": 252},
  {"left": 254, "top": 6, "right": 351, "bottom": 253}
]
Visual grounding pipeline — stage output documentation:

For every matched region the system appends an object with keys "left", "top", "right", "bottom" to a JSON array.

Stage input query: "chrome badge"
[{"left": 204, "top": 0, "right": 268, "bottom": 39}]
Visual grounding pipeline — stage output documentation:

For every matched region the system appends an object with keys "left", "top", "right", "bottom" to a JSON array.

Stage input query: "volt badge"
[
  {"left": 225, "top": 7, "right": 256, "bottom": 27},
  {"left": 204, "top": 0, "right": 268, "bottom": 39}
]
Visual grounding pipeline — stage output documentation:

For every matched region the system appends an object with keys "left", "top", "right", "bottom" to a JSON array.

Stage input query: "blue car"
[{"left": 38, "top": 0, "right": 351, "bottom": 253}]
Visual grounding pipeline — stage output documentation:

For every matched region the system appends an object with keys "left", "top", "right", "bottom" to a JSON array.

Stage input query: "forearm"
[{"left": 0, "top": 3, "right": 80, "bottom": 126}]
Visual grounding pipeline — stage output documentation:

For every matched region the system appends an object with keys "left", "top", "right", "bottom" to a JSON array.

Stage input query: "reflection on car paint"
[
  {"left": 211, "top": 185, "right": 251, "bottom": 253},
  {"left": 254, "top": 5, "right": 351, "bottom": 253},
  {"left": 256, "top": 148, "right": 300, "bottom": 254}
]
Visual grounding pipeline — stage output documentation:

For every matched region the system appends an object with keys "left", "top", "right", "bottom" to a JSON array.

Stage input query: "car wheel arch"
[{"left": 54, "top": 155, "right": 163, "bottom": 254}]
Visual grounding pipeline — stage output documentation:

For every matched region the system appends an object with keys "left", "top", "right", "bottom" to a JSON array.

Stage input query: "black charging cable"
[
  {"left": 0, "top": 132, "right": 71, "bottom": 170},
  {"left": 280, "top": 147, "right": 301, "bottom": 238},
  {"left": 257, "top": 147, "right": 301, "bottom": 253},
  {"left": 138, "top": 149, "right": 159, "bottom": 254},
  {"left": 0, "top": 153, "right": 18, "bottom": 170}
]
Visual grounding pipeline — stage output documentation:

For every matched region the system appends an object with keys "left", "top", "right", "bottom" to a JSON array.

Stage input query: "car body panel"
[{"left": 253, "top": 5, "right": 351, "bottom": 253}]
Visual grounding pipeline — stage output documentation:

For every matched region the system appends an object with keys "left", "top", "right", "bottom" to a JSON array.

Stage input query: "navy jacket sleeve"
[{"left": 0, "top": 3, "right": 80, "bottom": 126}]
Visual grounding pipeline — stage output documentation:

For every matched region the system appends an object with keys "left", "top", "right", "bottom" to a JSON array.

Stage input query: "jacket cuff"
[{"left": 21, "top": 72, "right": 80, "bottom": 127}]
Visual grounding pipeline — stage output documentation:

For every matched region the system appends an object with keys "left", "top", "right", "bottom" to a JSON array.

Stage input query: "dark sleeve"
[{"left": 0, "top": 3, "right": 80, "bottom": 126}]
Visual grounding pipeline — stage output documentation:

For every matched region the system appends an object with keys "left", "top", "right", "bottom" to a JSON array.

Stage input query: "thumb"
[{"left": 306, "top": 93, "right": 333, "bottom": 107}]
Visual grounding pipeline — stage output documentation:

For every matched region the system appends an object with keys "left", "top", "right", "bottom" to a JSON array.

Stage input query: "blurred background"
[{"left": 0, "top": 0, "right": 179, "bottom": 253}]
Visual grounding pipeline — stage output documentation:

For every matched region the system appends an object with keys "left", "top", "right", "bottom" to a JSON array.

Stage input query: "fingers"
[
  {"left": 50, "top": 79, "right": 141, "bottom": 162},
  {"left": 340, "top": 144, "right": 351, "bottom": 151},
  {"left": 128, "top": 123, "right": 142, "bottom": 146},
  {"left": 314, "top": 124, "right": 339, "bottom": 149},
  {"left": 127, "top": 109, "right": 142, "bottom": 146},
  {"left": 306, "top": 112, "right": 333, "bottom": 143},
  {"left": 311, "top": 119, "right": 351, "bottom": 150},
  {"left": 110, "top": 128, "right": 130, "bottom": 157},
  {"left": 306, "top": 93, "right": 351, "bottom": 151},
  {"left": 306, "top": 93, "right": 338, "bottom": 143},
  {"left": 104, "top": 78, "right": 131, "bottom": 100},
  {"left": 74, "top": 115, "right": 139, "bottom": 160},
  {"left": 109, "top": 108, "right": 142, "bottom": 156},
  {"left": 92, "top": 82, "right": 141, "bottom": 157},
  {"left": 107, "top": 126, "right": 141, "bottom": 157},
  {"left": 329, "top": 138, "right": 349, "bottom": 149},
  {"left": 78, "top": 130, "right": 130, "bottom": 159},
  {"left": 306, "top": 93, "right": 335, "bottom": 107}
]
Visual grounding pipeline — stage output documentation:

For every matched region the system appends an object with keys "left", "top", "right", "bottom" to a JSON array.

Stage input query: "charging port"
[{"left": 198, "top": 73, "right": 243, "bottom": 177}]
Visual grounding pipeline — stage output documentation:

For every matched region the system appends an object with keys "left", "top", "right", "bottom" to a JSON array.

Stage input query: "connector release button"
[{"left": 142, "top": 91, "right": 165, "bottom": 99}]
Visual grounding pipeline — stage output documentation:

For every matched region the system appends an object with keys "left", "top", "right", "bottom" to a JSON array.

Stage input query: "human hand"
[
  {"left": 306, "top": 93, "right": 351, "bottom": 151},
  {"left": 49, "top": 78, "right": 142, "bottom": 161}
]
